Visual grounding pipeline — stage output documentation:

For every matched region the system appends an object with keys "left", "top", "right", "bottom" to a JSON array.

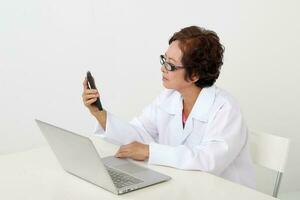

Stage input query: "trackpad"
[{"left": 115, "top": 163, "right": 147, "bottom": 174}]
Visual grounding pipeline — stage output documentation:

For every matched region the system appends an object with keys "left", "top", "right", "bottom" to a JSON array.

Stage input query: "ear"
[{"left": 191, "top": 74, "right": 200, "bottom": 83}]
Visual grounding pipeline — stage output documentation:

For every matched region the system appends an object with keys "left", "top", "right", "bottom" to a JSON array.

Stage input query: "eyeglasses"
[{"left": 160, "top": 55, "right": 185, "bottom": 71}]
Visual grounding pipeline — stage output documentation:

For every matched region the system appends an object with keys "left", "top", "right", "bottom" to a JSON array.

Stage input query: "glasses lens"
[
  {"left": 166, "top": 63, "right": 172, "bottom": 71},
  {"left": 160, "top": 55, "right": 165, "bottom": 65},
  {"left": 160, "top": 55, "right": 176, "bottom": 71}
]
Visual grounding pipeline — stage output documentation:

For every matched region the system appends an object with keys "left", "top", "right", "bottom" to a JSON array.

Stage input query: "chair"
[{"left": 249, "top": 130, "right": 290, "bottom": 198}]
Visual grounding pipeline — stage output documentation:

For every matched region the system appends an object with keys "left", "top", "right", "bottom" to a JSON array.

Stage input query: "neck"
[{"left": 179, "top": 85, "right": 202, "bottom": 116}]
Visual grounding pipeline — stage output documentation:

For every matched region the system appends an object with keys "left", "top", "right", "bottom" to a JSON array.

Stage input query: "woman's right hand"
[
  {"left": 82, "top": 78, "right": 102, "bottom": 116},
  {"left": 82, "top": 78, "right": 107, "bottom": 129}
]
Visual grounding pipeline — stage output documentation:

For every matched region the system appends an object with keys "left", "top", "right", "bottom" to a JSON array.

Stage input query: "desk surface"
[{"left": 0, "top": 136, "right": 277, "bottom": 200}]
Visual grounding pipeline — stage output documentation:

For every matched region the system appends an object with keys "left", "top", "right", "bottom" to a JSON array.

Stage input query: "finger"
[
  {"left": 115, "top": 147, "right": 129, "bottom": 156},
  {"left": 115, "top": 148, "right": 121, "bottom": 155},
  {"left": 118, "top": 145, "right": 131, "bottom": 153},
  {"left": 115, "top": 151, "right": 130, "bottom": 158},
  {"left": 84, "top": 89, "right": 98, "bottom": 95},
  {"left": 118, "top": 145, "right": 127, "bottom": 149},
  {"left": 83, "top": 94, "right": 99, "bottom": 101},
  {"left": 85, "top": 98, "right": 97, "bottom": 106},
  {"left": 83, "top": 78, "right": 88, "bottom": 90}
]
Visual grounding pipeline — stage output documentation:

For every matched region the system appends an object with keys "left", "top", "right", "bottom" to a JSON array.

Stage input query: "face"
[{"left": 161, "top": 41, "right": 196, "bottom": 91}]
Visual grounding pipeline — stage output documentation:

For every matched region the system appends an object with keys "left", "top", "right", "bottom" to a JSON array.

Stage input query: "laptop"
[{"left": 35, "top": 119, "right": 171, "bottom": 195}]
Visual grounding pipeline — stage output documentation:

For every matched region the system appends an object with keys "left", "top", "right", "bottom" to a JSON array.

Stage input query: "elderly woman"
[{"left": 82, "top": 26, "right": 255, "bottom": 188}]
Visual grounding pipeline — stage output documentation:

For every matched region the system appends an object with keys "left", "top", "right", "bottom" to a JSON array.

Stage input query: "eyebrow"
[{"left": 164, "top": 53, "right": 178, "bottom": 63}]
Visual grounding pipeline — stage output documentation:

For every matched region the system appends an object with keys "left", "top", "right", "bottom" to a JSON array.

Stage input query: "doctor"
[{"left": 82, "top": 26, "right": 255, "bottom": 188}]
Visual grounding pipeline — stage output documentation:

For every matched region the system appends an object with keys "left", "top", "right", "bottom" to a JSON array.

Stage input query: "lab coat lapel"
[
  {"left": 159, "top": 90, "right": 194, "bottom": 144},
  {"left": 159, "top": 91, "right": 185, "bottom": 145},
  {"left": 166, "top": 108, "right": 194, "bottom": 145},
  {"left": 159, "top": 86, "right": 216, "bottom": 145},
  {"left": 159, "top": 90, "right": 182, "bottom": 115},
  {"left": 178, "top": 86, "right": 217, "bottom": 144},
  {"left": 191, "top": 85, "right": 216, "bottom": 122},
  {"left": 179, "top": 117, "right": 194, "bottom": 144}
]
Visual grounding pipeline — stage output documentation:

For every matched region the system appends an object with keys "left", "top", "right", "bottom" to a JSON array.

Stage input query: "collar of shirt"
[{"left": 159, "top": 85, "right": 216, "bottom": 122}]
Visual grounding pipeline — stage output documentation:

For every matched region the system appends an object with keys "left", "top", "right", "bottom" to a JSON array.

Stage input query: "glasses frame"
[{"left": 160, "top": 55, "right": 185, "bottom": 71}]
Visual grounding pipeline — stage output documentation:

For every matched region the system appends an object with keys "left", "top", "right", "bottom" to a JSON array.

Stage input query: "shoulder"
[
  {"left": 152, "top": 89, "right": 179, "bottom": 105},
  {"left": 213, "top": 86, "right": 243, "bottom": 117},
  {"left": 143, "top": 89, "right": 181, "bottom": 115},
  {"left": 215, "top": 86, "right": 239, "bottom": 105}
]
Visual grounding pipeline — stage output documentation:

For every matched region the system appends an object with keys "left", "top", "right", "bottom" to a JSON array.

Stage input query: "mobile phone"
[{"left": 86, "top": 71, "right": 103, "bottom": 111}]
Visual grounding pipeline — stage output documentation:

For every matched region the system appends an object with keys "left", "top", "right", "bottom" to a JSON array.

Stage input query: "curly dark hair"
[{"left": 169, "top": 26, "right": 224, "bottom": 88}]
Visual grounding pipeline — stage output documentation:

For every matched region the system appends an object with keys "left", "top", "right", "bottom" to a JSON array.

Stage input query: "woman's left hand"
[{"left": 115, "top": 141, "right": 149, "bottom": 161}]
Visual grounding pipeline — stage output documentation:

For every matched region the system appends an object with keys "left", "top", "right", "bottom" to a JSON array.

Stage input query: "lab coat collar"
[
  {"left": 191, "top": 85, "right": 216, "bottom": 122},
  {"left": 159, "top": 86, "right": 216, "bottom": 122},
  {"left": 159, "top": 90, "right": 183, "bottom": 115}
]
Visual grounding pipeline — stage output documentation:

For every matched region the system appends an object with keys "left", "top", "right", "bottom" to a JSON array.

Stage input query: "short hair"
[{"left": 169, "top": 26, "right": 225, "bottom": 88}]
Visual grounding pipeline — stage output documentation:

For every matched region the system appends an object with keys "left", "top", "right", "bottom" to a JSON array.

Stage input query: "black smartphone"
[{"left": 86, "top": 71, "right": 103, "bottom": 111}]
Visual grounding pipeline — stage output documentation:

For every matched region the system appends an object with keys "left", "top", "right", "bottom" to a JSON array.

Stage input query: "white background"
[{"left": 0, "top": 0, "right": 299, "bottom": 195}]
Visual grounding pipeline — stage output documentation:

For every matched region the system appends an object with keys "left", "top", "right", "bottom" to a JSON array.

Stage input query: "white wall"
[{"left": 0, "top": 0, "right": 299, "bottom": 194}]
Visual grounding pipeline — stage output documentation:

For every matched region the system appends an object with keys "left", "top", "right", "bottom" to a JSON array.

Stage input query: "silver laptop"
[{"left": 35, "top": 119, "right": 171, "bottom": 195}]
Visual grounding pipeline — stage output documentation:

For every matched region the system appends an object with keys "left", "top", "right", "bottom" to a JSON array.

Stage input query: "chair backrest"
[
  {"left": 249, "top": 130, "right": 290, "bottom": 173},
  {"left": 249, "top": 130, "right": 290, "bottom": 197}
]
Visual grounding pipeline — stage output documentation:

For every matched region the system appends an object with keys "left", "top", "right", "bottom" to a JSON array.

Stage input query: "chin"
[{"left": 162, "top": 82, "right": 174, "bottom": 89}]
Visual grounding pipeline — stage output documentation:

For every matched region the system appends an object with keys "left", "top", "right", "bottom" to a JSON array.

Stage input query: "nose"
[{"left": 161, "top": 65, "right": 167, "bottom": 73}]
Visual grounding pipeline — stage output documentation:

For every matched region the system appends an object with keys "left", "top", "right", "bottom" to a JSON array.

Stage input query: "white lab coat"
[{"left": 95, "top": 85, "right": 256, "bottom": 188}]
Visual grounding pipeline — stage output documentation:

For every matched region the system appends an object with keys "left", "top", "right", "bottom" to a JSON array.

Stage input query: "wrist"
[
  {"left": 93, "top": 109, "right": 106, "bottom": 118},
  {"left": 144, "top": 144, "right": 149, "bottom": 159},
  {"left": 94, "top": 110, "right": 107, "bottom": 130}
]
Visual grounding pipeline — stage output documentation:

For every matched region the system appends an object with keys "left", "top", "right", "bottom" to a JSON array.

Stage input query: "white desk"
[{"left": 0, "top": 136, "right": 277, "bottom": 200}]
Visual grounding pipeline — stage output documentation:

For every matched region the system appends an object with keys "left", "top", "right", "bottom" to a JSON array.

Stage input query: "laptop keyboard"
[{"left": 105, "top": 166, "right": 143, "bottom": 188}]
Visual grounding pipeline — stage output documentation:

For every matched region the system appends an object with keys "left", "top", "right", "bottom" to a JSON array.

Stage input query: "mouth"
[{"left": 162, "top": 76, "right": 168, "bottom": 81}]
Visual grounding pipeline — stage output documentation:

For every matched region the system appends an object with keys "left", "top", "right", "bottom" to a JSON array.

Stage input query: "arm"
[
  {"left": 94, "top": 94, "right": 161, "bottom": 145},
  {"left": 82, "top": 76, "right": 160, "bottom": 145},
  {"left": 82, "top": 77, "right": 107, "bottom": 130}
]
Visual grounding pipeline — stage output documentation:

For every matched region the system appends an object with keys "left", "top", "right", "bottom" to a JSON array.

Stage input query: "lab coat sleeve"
[
  {"left": 94, "top": 97, "right": 160, "bottom": 145},
  {"left": 148, "top": 102, "right": 248, "bottom": 175}
]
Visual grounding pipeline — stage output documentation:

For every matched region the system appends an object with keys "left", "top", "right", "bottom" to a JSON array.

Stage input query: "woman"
[{"left": 82, "top": 26, "right": 255, "bottom": 188}]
